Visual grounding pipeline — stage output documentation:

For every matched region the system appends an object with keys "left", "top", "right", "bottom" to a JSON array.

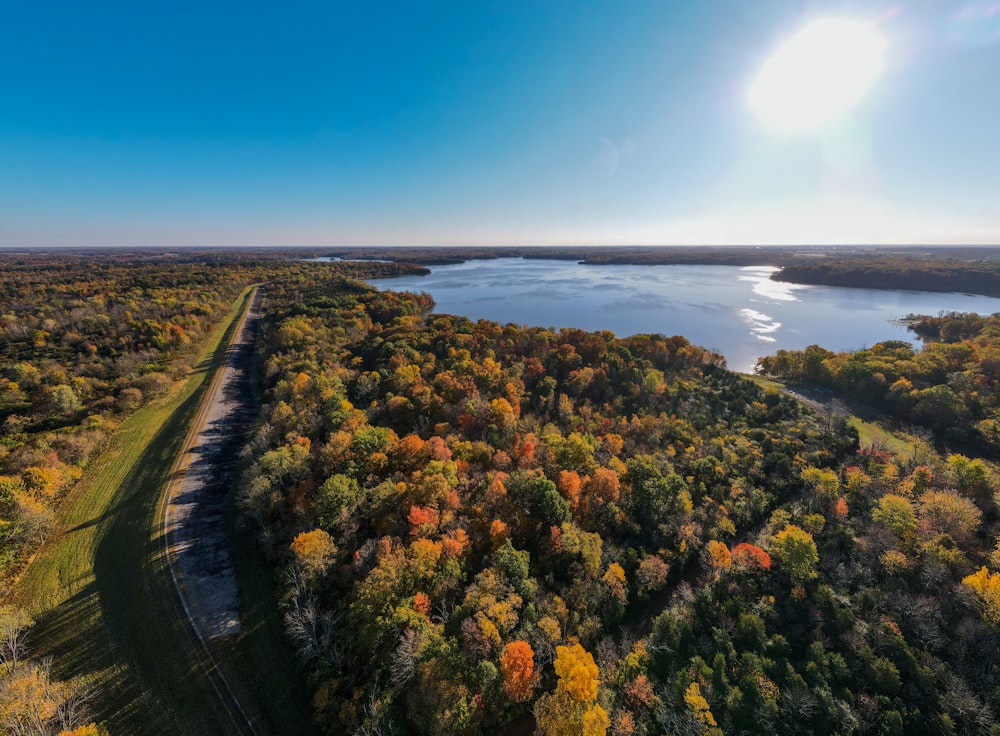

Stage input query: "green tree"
[
  {"left": 312, "top": 473, "right": 361, "bottom": 529},
  {"left": 872, "top": 494, "right": 918, "bottom": 542},
  {"left": 47, "top": 384, "right": 80, "bottom": 415},
  {"left": 770, "top": 524, "right": 819, "bottom": 583},
  {"left": 946, "top": 454, "right": 991, "bottom": 498}
]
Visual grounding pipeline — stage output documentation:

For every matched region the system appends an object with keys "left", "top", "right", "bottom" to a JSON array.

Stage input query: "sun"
[{"left": 749, "top": 18, "right": 886, "bottom": 135}]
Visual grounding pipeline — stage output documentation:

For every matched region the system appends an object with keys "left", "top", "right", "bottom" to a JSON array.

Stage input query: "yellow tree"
[
  {"left": 290, "top": 529, "right": 337, "bottom": 582},
  {"left": 0, "top": 665, "right": 59, "bottom": 735},
  {"left": 963, "top": 566, "right": 1000, "bottom": 625},
  {"left": 554, "top": 643, "right": 599, "bottom": 702},
  {"left": 684, "top": 682, "right": 721, "bottom": 734},
  {"left": 490, "top": 397, "right": 517, "bottom": 435},
  {"left": 602, "top": 563, "right": 628, "bottom": 605},
  {"left": 536, "top": 643, "right": 609, "bottom": 736},
  {"left": 801, "top": 467, "right": 840, "bottom": 500},
  {"left": 705, "top": 541, "right": 732, "bottom": 572},
  {"left": 0, "top": 660, "right": 96, "bottom": 736},
  {"left": 58, "top": 726, "right": 107, "bottom": 736}
]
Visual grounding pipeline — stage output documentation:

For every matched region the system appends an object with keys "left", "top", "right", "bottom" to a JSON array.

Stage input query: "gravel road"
[{"left": 164, "top": 289, "right": 260, "bottom": 640}]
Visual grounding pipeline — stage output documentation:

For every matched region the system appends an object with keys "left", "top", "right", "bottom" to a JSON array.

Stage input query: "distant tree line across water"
[{"left": 324, "top": 244, "right": 1000, "bottom": 297}]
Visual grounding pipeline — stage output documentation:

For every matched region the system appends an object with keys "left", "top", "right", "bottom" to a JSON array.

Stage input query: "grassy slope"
[
  {"left": 11, "top": 286, "right": 311, "bottom": 735},
  {"left": 846, "top": 416, "right": 916, "bottom": 456}
]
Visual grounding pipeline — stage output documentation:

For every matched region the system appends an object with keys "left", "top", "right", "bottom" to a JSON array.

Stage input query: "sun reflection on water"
[
  {"left": 738, "top": 266, "right": 807, "bottom": 302},
  {"left": 738, "top": 308, "right": 781, "bottom": 342}
]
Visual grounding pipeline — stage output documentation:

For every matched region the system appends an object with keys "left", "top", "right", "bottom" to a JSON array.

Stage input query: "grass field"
[{"left": 11, "top": 286, "right": 312, "bottom": 735}]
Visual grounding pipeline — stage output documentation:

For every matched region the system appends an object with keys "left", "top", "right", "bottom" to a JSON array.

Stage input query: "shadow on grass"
[
  {"left": 29, "top": 386, "right": 222, "bottom": 734},
  {"left": 31, "top": 584, "right": 105, "bottom": 674},
  {"left": 92, "top": 385, "right": 221, "bottom": 734},
  {"left": 25, "top": 287, "right": 308, "bottom": 736},
  {"left": 31, "top": 305, "right": 249, "bottom": 735}
]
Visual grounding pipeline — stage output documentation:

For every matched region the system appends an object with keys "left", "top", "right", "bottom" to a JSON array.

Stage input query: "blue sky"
[{"left": 2, "top": 1, "right": 999, "bottom": 246}]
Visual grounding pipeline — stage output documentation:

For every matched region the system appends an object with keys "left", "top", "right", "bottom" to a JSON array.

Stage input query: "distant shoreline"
[
  {"left": 324, "top": 245, "right": 1000, "bottom": 299},
  {"left": 4, "top": 244, "right": 1000, "bottom": 298}
]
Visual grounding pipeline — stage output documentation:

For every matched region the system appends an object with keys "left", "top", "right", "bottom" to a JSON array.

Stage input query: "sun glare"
[{"left": 749, "top": 18, "right": 886, "bottom": 135}]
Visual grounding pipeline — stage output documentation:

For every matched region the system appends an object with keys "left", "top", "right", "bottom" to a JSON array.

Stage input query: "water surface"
[{"left": 368, "top": 259, "right": 1000, "bottom": 372}]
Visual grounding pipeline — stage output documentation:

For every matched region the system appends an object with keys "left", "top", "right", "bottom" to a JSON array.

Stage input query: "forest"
[
  {"left": 0, "top": 252, "right": 424, "bottom": 736},
  {"left": 0, "top": 253, "right": 421, "bottom": 584},
  {"left": 756, "top": 311, "right": 1000, "bottom": 454},
  {"left": 240, "top": 267, "right": 1000, "bottom": 735},
  {"left": 6, "top": 252, "right": 1000, "bottom": 735}
]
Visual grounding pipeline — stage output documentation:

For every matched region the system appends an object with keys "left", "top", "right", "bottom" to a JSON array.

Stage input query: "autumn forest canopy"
[{"left": 6, "top": 249, "right": 1000, "bottom": 736}]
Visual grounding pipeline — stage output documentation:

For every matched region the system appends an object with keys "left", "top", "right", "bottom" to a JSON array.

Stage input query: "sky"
[{"left": 1, "top": 0, "right": 999, "bottom": 247}]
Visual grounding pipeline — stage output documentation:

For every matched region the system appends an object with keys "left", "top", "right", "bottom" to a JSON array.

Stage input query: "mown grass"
[
  {"left": 739, "top": 373, "right": 786, "bottom": 392},
  {"left": 847, "top": 416, "right": 915, "bottom": 456},
  {"left": 11, "top": 286, "right": 310, "bottom": 735}
]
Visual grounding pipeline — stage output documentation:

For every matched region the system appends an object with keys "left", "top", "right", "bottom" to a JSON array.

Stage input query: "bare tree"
[
  {"left": 0, "top": 605, "right": 32, "bottom": 671},
  {"left": 357, "top": 679, "right": 397, "bottom": 736},
  {"left": 281, "top": 568, "right": 341, "bottom": 670},
  {"left": 390, "top": 629, "right": 421, "bottom": 690},
  {"left": 54, "top": 678, "right": 97, "bottom": 734}
]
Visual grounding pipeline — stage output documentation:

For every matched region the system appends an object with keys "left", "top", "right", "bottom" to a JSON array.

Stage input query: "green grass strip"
[{"left": 11, "top": 286, "right": 311, "bottom": 735}]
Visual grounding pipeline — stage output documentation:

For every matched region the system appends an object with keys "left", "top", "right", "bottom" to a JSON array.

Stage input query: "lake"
[{"left": 367, "top": 258, "right": 1000, "bottom": 373}]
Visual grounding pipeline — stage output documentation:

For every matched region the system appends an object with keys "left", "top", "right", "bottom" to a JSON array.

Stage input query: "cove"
[{"left": 368, "top": 258, "right": 1000, "bottom": 373}]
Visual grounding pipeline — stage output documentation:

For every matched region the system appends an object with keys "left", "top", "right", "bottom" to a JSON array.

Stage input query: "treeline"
[
  {"left": 756, "top": 312, "right": 1000, "bottom": 451},
  {"left": 773, "top": 257, "right": 1000, "bottom": 297},
  {"left": 239, "top": 270, "right": 1000, "bottom": 734},
  {"left": 325, "top": 245, "right": 804, "bottom": 267},
  {"left": 326, "top": 247, "right": 508, "bottom": 266}
]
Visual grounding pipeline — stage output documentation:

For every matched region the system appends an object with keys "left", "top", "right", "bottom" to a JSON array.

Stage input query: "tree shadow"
[{"left": 27, "top": 288, "right": 270, "bottom": 736}]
